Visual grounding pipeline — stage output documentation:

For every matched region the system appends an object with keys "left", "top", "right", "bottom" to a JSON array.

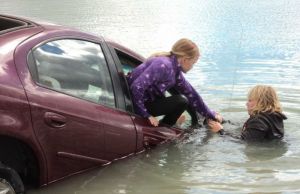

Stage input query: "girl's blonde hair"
[
  {"left": 248, "top": 85, "right": 282, "bottom": 115},
  {"left": 150, "top": 38, "right": 200, "bottom": 59}
]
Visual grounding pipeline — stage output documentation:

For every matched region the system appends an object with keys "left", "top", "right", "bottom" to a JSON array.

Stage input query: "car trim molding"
[{"left": 57, "top": 152, "right": 111, "bottom": 165}]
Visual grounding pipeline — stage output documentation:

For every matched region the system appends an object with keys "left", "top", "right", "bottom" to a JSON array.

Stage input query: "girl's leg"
[
  {"left": 166, "top": 88, "right": 200, "bottom": 127},
  {"left": 186, "top": 105, "right": 200, "bottom": 127},
  {"left": 145, "top": 95, "right": 188, "bottom": 126}
]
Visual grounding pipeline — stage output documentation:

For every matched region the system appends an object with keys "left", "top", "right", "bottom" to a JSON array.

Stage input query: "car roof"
[
  {"left": 0, "top": 15, "right": 45, "bottom": 62},
  {"left": 0, "top": 14, "right": 37, "bottom": 34},
  {"left": 0, "top": 14, "right": 74, "bottom": 33},
  {"left": 0, "top": 14, "right": 144, "bottom": 63},
  {"left": 0, "top": 14, "right": 102, "bottom": 51}
]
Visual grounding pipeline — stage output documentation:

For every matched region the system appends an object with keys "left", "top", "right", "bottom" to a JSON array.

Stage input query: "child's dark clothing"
[{"left": 241, "top": 112, "right": 287, "bottom": 141}]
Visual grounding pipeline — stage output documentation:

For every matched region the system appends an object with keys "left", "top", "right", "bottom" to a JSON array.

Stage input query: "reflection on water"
[
  {"left": 244, "top": 140, "right": 288, "bottom": 161},
  {"left": 1, "top": 0, "right": 300, "bottom": 193}
]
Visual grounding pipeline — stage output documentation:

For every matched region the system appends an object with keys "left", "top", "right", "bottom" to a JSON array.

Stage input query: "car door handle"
[{"left": 44, "top": 112, "right": 66, "bottom": 128}]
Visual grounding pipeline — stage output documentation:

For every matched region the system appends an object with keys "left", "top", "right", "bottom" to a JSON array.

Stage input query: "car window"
[
  {"left": 114, "top": 49, "right": 141, "bottom": 75},
  {"left": 30, "top": 39, "right": 115, "bottom": 108}
]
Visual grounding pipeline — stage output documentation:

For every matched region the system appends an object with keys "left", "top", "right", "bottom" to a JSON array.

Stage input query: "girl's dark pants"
[
  {"left": 168, "top": 88, "right": 199, "bottom": 126},
  {"left": 145, "top": 95, "right": 194, "bottom": 126}
]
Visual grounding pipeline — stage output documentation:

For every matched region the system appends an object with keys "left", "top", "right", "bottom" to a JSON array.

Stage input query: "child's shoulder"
[
  {"left": 149, "top": 56, "right": 172, "bottom": 66},
  {"left": 258, "top": 111, "right": 287, "bottom": 121},
  {"left": 246, "top": 114, "right": 269, "bottom": 131},
  {"left": 247, "top": 111, "right": 287, "bottom": 130}
]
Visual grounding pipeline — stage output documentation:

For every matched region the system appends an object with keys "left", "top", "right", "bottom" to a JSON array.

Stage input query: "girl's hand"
[
  {"left": 208, "top": 120, "right": 223, "bottom": 133},
  {"left": 215, "top": 112, "right": 223, "bottom": 123},
  {"left": 148, "top": 116, "right": 159, "bottom": 127}
]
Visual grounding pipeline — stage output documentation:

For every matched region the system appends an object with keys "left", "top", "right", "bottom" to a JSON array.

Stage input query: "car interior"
[
  {"left": 36, "top": 60, "right": 108, "bottom": 102},
  {"left": 39, "top": 75, "right": 61, "bottom": 90}
]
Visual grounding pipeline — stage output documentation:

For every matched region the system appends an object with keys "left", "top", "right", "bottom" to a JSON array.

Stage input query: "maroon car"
[{"left": 0, "top": 15, "right": 184, "bottom": 194}]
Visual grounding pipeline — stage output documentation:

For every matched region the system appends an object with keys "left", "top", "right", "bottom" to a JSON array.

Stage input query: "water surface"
[{"left": 1, "top": 0, "right": 300, "bottom": 193}]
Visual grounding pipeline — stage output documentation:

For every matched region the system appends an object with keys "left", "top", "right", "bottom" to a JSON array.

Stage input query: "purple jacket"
[{"left": 127, "top": 55, "right": 216, "bottom": 119}]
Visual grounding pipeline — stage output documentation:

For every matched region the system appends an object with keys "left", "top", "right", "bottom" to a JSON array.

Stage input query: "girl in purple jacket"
[{"left": 127, "top": 38, "right": 222, "bottom": 127}]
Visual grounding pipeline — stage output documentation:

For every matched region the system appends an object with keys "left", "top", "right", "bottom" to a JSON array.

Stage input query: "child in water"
[{"left": 208, "top": 85, "right": 287, "bottom": 141}]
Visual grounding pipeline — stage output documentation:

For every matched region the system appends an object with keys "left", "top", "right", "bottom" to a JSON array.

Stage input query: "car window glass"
[
  {"left": 115, "top": 49, "right": 141, "bottom": 75},
  {"left": 31, "top": 39, "right": 115, "bottom": 108}
]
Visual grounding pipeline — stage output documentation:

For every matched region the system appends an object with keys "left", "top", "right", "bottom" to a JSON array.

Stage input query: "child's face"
[
  {"left": 180, "top": 55, "right": 200, "bottom": 73},
  {"left": 246, "top": 98, "right": 257, "bottom": 115}
]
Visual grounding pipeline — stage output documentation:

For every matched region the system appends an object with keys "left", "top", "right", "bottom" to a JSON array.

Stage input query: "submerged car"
[{"left": 0, "top": 14, "right": 184, "bottom": 194}]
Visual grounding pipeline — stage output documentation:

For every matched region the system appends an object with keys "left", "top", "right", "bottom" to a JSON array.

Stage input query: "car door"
[
  {"left": 107, "top": 44, "right": 183, "bottom": 148},
  {"left": 15, "top": 37, "right": 137, "bottom": 182}
]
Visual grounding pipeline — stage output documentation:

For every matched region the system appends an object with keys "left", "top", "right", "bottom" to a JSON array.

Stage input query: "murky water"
[{"left": 1, "top": 0, "right": 300, "bottom": 193}]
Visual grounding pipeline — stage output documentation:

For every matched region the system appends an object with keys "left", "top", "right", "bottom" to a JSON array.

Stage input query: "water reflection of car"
[{"left": 0, "top": 14, "right": 184, "bottom": 194}]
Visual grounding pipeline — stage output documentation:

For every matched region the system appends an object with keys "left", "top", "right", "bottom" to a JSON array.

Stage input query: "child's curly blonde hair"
[{"left": 248, "top": 85, "right": 282, "bottom": 115}]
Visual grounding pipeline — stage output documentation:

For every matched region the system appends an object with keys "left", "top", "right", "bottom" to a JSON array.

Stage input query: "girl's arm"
[{"left": 174, "top": 72, "right": 217, "bottom": 120}]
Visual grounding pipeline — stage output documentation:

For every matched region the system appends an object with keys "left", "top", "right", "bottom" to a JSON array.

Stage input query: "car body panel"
[
  {"left": 14, "top": 28, "right": 138, "bottom": 183},
  {"left": 0, "top": 24, "right": 48, "bottom": 185},
  {"left": 0, "top": 14, "right": 184, "bottom": 188}
]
